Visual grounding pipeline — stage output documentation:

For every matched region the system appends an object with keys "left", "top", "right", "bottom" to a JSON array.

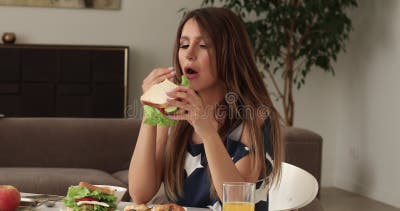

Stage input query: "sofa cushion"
[
  {"left": 112, "top": 170, "right": 129, "bottom": 186},
  {"left": 0, "top": 118, "right": 141, "bottom": 173},
  {"left": 0, "top": 167, "right": 127, "bottom": 196}
]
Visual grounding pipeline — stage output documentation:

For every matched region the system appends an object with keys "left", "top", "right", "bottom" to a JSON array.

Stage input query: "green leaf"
[
  {"left": 260, "top": 70, "right": 266, "bottom": 78},
  {"left": 181, "top": 75, "right": 190, "bottom": 87},
  {"left": 144, "top": 105, "right": 177, "bottom": 126},
  {"left": 63, "top": 186, "right": 117, "bottom": 211},
  {"left": 143, "top": 75, "right": 190, "bottom": 126}
]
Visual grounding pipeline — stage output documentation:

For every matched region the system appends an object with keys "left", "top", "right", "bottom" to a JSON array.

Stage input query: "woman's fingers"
[
  {"left": 165, "top": 98, "right": 192, "bottom": 121},
  {"left": 166, "top": 87, "right": 205, "bottom": 110},
  {"left": 149, "top": 67, "right": 175, "bottom": 82},
  {"left": 166, "top": 90, "right": 188, "bottom": 100},
  {"left": 170, "top": 85, "right": 191, "bottom": 92},
  {"left": 166, "top": 98, "right": 191, "bottom": 111},
  {"left": 167, "top": 113, "right": 191, "bottom": 120},
  {"left": 149, "top": 67, "right": 174, "bottom": 78},
  {"left": 142, "top": 67, "right": 176, "bottom": 93},
  {"left": 167, "top": 86, "right": 199, "bottom": 100},
  {"left": 166, "top": 87, "right": 211, "bottom": 123}
]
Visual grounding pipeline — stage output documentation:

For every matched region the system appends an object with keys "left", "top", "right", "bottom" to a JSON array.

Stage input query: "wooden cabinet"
[{"left": 0, "top": 44, "right": 128, "bottom": 118}]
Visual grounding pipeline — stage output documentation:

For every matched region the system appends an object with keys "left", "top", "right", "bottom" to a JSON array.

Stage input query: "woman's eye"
[
  {"left": 180, "top": 44, "right": 189, "bottom": 49},
  {"left": 199, "top": 44, "right": 208, "bottom": 48}
]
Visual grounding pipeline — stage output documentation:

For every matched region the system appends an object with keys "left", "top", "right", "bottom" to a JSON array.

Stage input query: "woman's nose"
[{"left": 185, "top": 47, "right": 196, "bottom": 61}]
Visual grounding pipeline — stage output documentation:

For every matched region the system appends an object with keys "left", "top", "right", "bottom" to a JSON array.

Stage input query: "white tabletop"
[
  {"left": 20, "top": 198, "right": 209, "bottom": 211},
  {"left": 20, "top": 192, "right": 210, "bottom": 211},
  {"left": 119, "top": 202, "right": 210, "bottom": 211}
]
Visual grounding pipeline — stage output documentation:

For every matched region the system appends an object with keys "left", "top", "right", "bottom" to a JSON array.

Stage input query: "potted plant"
[{"left": 201, "top": 0, "right": 358, "bottom": 126}]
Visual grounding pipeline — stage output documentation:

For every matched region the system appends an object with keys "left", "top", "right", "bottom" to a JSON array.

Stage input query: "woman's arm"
[
  {"left": 129, "top": 67, "right": 175, "bottom": 203},
  {"left": 129, "top": 120, "right": 169, "bottom": 204},
  {"left": 201, "top": 124, "right": 262, "bottom": 200},
  {"left": 166, "top": 86, "right": 264, "bottom": 200}
]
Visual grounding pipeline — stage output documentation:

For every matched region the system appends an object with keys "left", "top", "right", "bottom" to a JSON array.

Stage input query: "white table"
[
  {"left": 30, "top": 202, "right": 209, "bottom": 211},
  {"left": 119, "top": 202, "right": 209, "bottom": 211},
  {"left": 20, "top": 194, "right": 209, "bottom": 211}
]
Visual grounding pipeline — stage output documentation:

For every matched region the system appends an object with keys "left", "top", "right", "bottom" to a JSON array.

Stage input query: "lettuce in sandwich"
[
  {"left": 63, "top": 182, "right": 117, "bottom": 211},
  {"left": 141, "top": 75, "right": 190, "bottom": 126}
]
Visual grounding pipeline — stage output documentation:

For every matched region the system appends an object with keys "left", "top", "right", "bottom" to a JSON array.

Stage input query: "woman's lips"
[
  {"left": 184, "top": 68, "right": 199, "bottom": 79},
  {"left": 185, "top": 72, "right": 199, "bottom": 79}
]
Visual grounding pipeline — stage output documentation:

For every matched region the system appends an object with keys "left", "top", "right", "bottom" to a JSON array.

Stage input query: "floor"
[{"left": 320, "top": 187, "right": 399, "bottom": 211}]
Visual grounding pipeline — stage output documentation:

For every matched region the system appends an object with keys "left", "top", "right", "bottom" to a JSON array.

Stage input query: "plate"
[
  {"left": 18, "top": 194, "right": 65, "bottom": 211},
  {"left": 94, "top": 185, "right": 127, "bottom": 204},
  {"left": 117, "top": 202, "right": 209, "bottom": 211}
]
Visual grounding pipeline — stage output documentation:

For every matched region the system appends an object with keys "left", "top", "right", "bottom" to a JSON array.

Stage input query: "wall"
[
  {"left": 267, "top": 0, "right": 400, "bottom": 207},
  {"left": 0, "top": 0, "right": 201, "bottom": 116},
  {"left": 332, "top": 0, "right": 400, "bottom": 207},
  {"left": 269, "top": 67, "right": 341, "bottom": 189}
]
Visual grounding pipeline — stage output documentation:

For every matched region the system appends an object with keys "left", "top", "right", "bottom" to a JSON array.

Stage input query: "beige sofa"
[{"left": 0, "top": 117, "right": 322, "bottom": 210}]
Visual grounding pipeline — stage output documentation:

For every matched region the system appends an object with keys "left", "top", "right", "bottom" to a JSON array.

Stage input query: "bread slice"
[
  {"left": 67, "top": 207, "right": 114, "bottom": 211},
  {"left": 124, "top": 204, "right": 151, "bottom": 211},
  {"left": 154, "top": 203, "right": 185, "bottom": 211},
  {"left": 79, "top": 182, "right": 115, "bottom": 195},
  {"left": 140, "top": 79, "right": 178, "bottom": 108}
]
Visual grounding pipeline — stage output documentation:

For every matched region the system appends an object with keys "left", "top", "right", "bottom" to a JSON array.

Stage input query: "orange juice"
[{"left": 223, "top": 202, "right": 255, "bottom": 211}]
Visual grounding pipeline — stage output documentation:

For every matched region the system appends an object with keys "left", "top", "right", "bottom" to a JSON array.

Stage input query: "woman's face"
[{"left": 178, "top": 18, "right": 219, "bottom": 93}]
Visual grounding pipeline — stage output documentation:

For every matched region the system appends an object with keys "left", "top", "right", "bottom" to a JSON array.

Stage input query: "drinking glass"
[{"left": 222, "top": 182, "right": 255, "bottom": 211}]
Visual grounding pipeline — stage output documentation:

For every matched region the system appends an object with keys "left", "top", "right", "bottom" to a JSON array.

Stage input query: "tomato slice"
[
  {"left": 76, "top": 197, "right": 97, "bottom": 202},
  {"left": 159, "top": 108, "right": 166, "bottom": 115}
]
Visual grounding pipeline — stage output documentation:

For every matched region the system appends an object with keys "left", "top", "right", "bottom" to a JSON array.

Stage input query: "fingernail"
[
  {"left": 170, "top": 71, "right": 176, "bottom": 75},
  {"left": 168, "top": 67, "right": 174, "bottom": 71}
]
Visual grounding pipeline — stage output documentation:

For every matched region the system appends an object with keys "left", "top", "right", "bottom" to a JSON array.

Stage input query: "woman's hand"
[
  {"left": 142, "top": 67, "right": 176, "bottom": 94},
  {"left": 166, "top": 86, "right": 219, "bottom": 137}
]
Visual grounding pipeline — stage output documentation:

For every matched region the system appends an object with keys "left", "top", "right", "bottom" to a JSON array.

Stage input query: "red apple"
[{"left": 0, "top": 185, "right": 20, "bottom": 211}]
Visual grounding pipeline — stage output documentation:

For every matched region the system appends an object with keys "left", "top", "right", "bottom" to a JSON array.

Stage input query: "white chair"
[{"left": 269, "top": 162, "right": 319, "bottom": 211}]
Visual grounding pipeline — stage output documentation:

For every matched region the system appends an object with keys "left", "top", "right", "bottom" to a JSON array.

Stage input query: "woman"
[{"left": 129, "top": 7, "right": 282, "bottom": 210}]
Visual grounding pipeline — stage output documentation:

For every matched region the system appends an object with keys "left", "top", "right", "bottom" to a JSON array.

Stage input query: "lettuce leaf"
[
  {"left": 143, "top": 75, "right": 190, "bottom": 126},
  {"left": 181, "top": 74, "right": 189, "bottom": 87},
  {"left": 144, "top": 105, "right": 177, "bottom": 126},
  {"left": 63, "top": 186, "right": 117, "bottom": 211}
]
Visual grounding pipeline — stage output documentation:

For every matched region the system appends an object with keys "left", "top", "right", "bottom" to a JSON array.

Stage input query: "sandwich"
[
  {"left": 141, "top": 75, "right": 190, "bottom": 126},
  {"left": 141, "top": 79, "right": 180, "bottom": 114},
  {"left": 154, "top": 203, "right": 185, "bottom": 211},
  {"left": 123, "top": 204, "right": 151, "bottom": 211},
  {"left": 123, "top": 203, "right": 185, "bottom": 211},
  {"left": 63, "top": 182, "right": 117, "bottom": 211}
]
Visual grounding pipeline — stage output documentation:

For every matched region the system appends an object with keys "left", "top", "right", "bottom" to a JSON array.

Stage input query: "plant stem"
[
  {"left": 265, "top": 65, "right": 283, "bottom": 98},
  {"left": 283, "top": 20, "right": 295, "bottom": 126}
]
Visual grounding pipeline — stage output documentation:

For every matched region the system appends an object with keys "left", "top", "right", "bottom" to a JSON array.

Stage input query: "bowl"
[{"left": 94, "top": 185, "right": 127, "bottom": 203}]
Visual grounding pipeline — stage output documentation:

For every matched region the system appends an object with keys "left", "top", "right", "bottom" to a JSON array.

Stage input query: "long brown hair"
[{"left": 164, "top": 7, "right": 282, "bottom": 201}]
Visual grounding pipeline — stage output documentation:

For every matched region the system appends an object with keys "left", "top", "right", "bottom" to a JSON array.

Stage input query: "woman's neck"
[{"left": 197, "top": 82, "right": 226, "bottom": 107}]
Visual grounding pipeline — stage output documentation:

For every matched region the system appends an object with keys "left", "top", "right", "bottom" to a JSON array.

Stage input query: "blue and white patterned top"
[{"left": 176, "top": 118, "right": 273, "bottom": 211}]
